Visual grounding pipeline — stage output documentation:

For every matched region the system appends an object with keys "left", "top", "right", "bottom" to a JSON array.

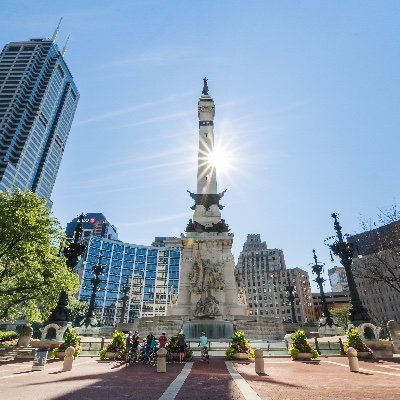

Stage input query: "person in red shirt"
[{"left": 158, "top": 332, "right": 168, "bottom": 348}]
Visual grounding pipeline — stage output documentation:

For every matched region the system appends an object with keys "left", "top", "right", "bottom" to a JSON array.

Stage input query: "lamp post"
[
  {"left": 119, "top": 279, "right": 130, "bottom": 324},
  {"left": 311, "top": 249, "right": 334, "bottom": 327},
  {"left": 325, "top": 213, "right": 372, "bottom": 325},
  {"left": 80, "top": 250, "right": 104, "bottom": 327},
  {"left": 285, "top": 285, "right": 297, "bottom": 323},
  {"left": 46, "top": 213, "right": 87, "bottom": 326}
]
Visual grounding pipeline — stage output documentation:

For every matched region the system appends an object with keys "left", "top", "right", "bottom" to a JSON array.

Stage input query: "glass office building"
[
  {"left": 78, "top": 236, "right": 181, "bottom": 326},
  {"left": 0, "top": 37, "right": 79, "bottom": 205},
  {"left": 66, "top": 213, "right": 118, "bottom": 242}
]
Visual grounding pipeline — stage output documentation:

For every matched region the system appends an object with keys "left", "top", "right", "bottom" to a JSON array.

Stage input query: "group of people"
[{"left": 125, "top": 330, "right": 208, "bottom": 363}]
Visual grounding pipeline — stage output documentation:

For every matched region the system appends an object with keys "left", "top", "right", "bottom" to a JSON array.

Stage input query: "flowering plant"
[
  {"left": 225, "top": 331, "right": 255, "bottom": 360},
  {"left": 344, "top": 328, "right": 373, "bottom": 355},
  {"left": 289, "top": 329, "right": 318, "bottom": 360},
  {"left": 51, "top": 328, "right": 81, "bottom": 359},
  {"left": 106, "top": 330, "right": 126, "bottom": 352}
]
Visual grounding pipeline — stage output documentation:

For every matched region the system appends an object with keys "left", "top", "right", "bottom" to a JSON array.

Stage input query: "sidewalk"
[{"left": 0, "top": 356, "right": 399, "bottom": 400}]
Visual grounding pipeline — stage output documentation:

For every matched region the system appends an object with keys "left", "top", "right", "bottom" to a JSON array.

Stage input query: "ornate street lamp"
[
  {"left": 119, "top": 278, "right": 130, "bottom": 324},
  {"left": 79, "top": 250, "right": 104, "bottom": 327},
  {"left": 46, "top": 213, "right": 87, "bottom": 326},
  {"left": 285, "top": 284, "right": 298, "bottom": 323},
  {"left": 325, "top": 213, "right": 372, "bottom": 325},
  {"left": 311, "top": 249, "right": 334, "bottom": 327}
]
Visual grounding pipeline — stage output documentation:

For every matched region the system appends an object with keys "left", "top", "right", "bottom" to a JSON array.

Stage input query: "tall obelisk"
[{"left": 167, "top": 78, "right": 248, "bottom": 319}]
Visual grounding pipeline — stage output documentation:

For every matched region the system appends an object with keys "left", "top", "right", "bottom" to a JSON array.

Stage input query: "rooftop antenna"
[
  {"left": 61, "top": 34, "right": 70, "bottom": 57},
  {"left": 51, "top": 17, "right": 63, "bottom": 41}
]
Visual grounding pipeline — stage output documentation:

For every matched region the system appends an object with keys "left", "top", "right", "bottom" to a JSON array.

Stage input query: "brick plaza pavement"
[{"left": 0, "top": 356, "right": 399, "bottom": 400}]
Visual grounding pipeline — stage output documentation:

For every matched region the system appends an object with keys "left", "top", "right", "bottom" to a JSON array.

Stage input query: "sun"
[{"left": 207, "top": 144, "right": 233, "bottom": 174}]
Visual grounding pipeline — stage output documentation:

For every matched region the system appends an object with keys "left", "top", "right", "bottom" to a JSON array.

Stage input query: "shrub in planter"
[
  {"left": 289, "top": 329, "right": 318, "bottom": 360},
  {"left": 99, "top": 348, "right": 107, "bottom": 361},
  {"left": 98, "top": 330, "right": 126, "bottom": 359},
  {"left": 51, "top": 328, "right": 81, "bottom": 359},
  {"left": 186, "top": 348, "right": 193, "bottom": 361},
  {"left": 225, "top": 331, "right": 254, "bottom": 360},
  {"left": 344, "top": 328, "right": 373, "bottom": 357},
  {"left": 51, "top": 347, "right": 59, "bottom": 359},
  {"left": 0, "top": 331, "right": 18, "bottom": 343}
]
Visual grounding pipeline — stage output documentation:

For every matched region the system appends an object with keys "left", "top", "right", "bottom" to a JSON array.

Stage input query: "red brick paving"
[
  {"left": 175, "top": 356, "right": 245, "bottom": 400},
  {"left": 0, "top": 358, "right": 185, "bottom": 400},
  {"left": 0, "top": 356, "right": 399, "bottom": 400},
  {"left": 233, "top": 357, "right": 400, "bottom": 400}
]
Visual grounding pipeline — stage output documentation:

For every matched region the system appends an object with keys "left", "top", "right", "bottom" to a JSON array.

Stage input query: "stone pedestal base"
[
  {"left": 318, "top": 324, "right": 345, "bottom": 337},
  {"left": 293, "top": 352, "right": 313, "bottom": 361},
  {"left": 365, "top": 340, "right": 394, "bottom": 358},
  {"left": 132, "top": 315, "right": 285, "bottom": 341},
  {"left": 234, "top": 316, "right": 285, "bottom": 340},
  {"left": 74, "top": 325, "right": 115, "bottom": 338}
]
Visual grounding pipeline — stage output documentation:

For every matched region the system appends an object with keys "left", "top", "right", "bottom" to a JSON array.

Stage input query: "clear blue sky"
[{"left": 1, "top": 1, "right": 399, "bottom": 290}]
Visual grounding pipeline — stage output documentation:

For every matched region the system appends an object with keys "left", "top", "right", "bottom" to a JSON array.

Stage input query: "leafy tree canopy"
[
  {"left": 0, "top": 190, "right": 79, "bottom": 322},
  {"left": 329, "top": 303, "right": 350, "bottom": 330}
]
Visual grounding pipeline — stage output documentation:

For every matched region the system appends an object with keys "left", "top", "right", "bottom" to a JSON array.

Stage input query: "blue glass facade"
[
  {"left": 0, "top": 38, "right": 79, "bottom": 205},
  {"left": 78, "top": 236, "right": 181, "bottom": 326}
]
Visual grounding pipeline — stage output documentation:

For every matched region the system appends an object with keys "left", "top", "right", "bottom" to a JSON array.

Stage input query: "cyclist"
[
  {"left": 158, "top": 332, "right": 168, "bottom": 349},
  {"left": 199, "top": 332, "right": 208, "bottom": 362},
  {"left": 130, "top": 331, "right": 141, "bottom": 362},
  {"left": 146, "top": 332, "right": 155, "bottom": 351}
]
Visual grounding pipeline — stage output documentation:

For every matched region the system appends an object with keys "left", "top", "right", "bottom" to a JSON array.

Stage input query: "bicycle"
[
  {"left": 127, "top": 347, "right": 138, "bottom": 365},
  {"left": 113, "top": 348, "right": 126, "bottom": 365},
  {"left": 139, "top": 344, "right": 157, "bottom": 366},
  {"left": 200, "top": 346, "right": 209, "bottom": 363}
]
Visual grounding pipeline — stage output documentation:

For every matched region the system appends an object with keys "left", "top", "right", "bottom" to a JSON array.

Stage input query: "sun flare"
[{"left": 207, "top": 145, "right": 233, "bottom": 174}]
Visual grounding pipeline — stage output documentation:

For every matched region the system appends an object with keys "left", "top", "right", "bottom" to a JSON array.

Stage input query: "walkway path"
[{"left": 0, "top": 356, "right": 399, "bottom": 400}]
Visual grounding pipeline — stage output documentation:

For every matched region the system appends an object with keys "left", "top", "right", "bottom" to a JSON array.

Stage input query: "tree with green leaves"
[
  {"left": 0, "top": 190, "right": 79, "bottom": 322},
  {"left": 329, "top": 304, "right": 350, "bottom": 330}
]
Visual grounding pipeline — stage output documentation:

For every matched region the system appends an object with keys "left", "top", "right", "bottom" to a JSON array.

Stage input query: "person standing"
[
  {"left": 125, "top": 331, "right": 132, "bottom": 363},
  {"left": 178, "top": 332, "right": 186, "bottom": 363},
  {"left": 131, "top": 331, "right": 141, "bottom": 360},
  {"left": 159, "top": 332, "right": 168, "bottom": 349}
]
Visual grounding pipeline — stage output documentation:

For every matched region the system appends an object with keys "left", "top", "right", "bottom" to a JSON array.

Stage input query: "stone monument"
[
  {"left": 167, "top": 80, "right": 247, "bottom": 323},
  {"left": 133, "top": 80, "right": 284, "bottom": 340}
]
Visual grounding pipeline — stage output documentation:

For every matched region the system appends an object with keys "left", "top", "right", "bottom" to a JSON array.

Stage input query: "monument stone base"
[
  {"left": 132, "top": 315, "right": 285, "bottom": 341},
  {"left": 318, "top": 324, "right": 345, "bottom": 337}
]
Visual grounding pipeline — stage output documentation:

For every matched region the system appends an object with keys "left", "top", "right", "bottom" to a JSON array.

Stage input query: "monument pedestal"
[
  {"left": 132, "top": 314, "right": 284, "bottom": 341},
  {"left": 167, "top": 231, "right": 247, "bottom": 320}
]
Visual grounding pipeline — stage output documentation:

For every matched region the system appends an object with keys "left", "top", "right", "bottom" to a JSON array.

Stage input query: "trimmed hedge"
[{"left": 0, "top": 331, "right": 18, "bottom": 342}]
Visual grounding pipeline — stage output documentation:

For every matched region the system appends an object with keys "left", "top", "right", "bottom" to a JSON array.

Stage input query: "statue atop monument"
[{"left": 202, "top": 77, "right": 209, "bottom": 96}]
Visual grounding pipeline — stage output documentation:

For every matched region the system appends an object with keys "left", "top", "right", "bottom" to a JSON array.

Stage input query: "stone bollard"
[
  {"left": 157, "top": 347, "right": 167, "bottom": 373},
  {"left": 62, "top": 346, "right": 75, "bottom": 372},
  {"left": 255, "top": 348, "right": 265, "bottom": 375},
  {"left": 346, "top": 347, "right": 359, "bottom": 373}
]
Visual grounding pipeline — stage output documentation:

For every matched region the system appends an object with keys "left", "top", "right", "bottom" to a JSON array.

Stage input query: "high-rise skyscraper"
[
  {"left": 235, "top": 234, "right": 316, "bottom": 323},
  {"left": 66, "top": 213, "right": 119, "bottom": 242},
  {"left": 0, "top": 31, "right": 79, "bottom": 205}
]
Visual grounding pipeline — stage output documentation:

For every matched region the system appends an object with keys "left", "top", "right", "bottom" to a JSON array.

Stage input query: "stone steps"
[{"left": 0, "top": 346, "right": 36, "bottom": 360}]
